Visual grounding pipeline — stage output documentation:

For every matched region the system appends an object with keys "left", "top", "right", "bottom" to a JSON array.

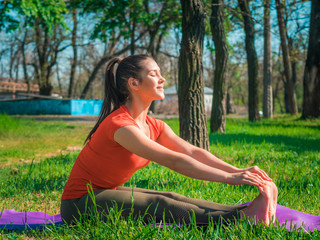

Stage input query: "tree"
[
  {"left": 238, "top": 0, "right": 259, "bottom": 121},
  {"left": 263, "top": 0, "right": 272, "bottom": 118},
  {"left": 178, "top": 0, "right": 209, "bottom": 150},
  {"left": 32, "top": 21, "right": 68, "bottom": 95},
  {"left": 209, "top": 0, "right": 228, "bottom": 133},
  {"left": 301, "top": 0, "right": 320, "bottom": 119},
  {"left": 78, "top": 0, "right": 145, "bottom": 98},
  {"left": 0, "top": 0, "right": 67, "bottom": 33},
  {"left": 68, "top": 6, "right": 78, "bottom": 98},
  {"left": 143, "top": 0, "right": 181, "bottom": 60},
  {"left": 275, "top": 0, "right": 298, "bottom": 114},
  {"left": 0, "top": 0, "right": 68, "bottom": 95},
  {"left": 142, "top": 0, "right": 181, "bottom": 113},
  {"left": 19, "top": 24, "right": 32, "bottom": 93},
  {"left": 79, "top": 0, "right": 180, "bottom": 99}
]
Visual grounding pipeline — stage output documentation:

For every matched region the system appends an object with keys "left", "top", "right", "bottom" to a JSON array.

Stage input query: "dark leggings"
[{"left": 60, "top": 186, "right": 247, "bottom": 225}]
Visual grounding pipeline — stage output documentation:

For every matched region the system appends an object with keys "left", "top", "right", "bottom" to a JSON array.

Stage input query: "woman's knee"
[{"left": 60, "top": 199, "right": 84, "bottom": 224}]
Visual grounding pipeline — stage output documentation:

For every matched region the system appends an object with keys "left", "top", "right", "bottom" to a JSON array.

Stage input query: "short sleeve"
[
  {"left": 147, "top": 116, "right": 165, "bottom": 141},
  {"left": 106, "top": 114, "right": 139, "bottom": 141}
]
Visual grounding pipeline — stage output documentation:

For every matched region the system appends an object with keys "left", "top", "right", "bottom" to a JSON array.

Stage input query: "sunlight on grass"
[
  {"left": 0, "top": 114, "right": 319, "bottom": 238},
  {"left": 0, "top": 114, "right": 92, "bottom": 166}
]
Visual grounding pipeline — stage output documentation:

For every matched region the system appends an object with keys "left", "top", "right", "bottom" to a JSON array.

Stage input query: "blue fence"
[{"left": 0, "top": 99, "right": 103, "bottom": 116}]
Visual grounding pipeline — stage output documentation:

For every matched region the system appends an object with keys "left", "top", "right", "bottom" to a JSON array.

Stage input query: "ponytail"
[
  {"left": 85, "top": 54, "right": 151, "bottom": 143},
  {"left": 85, "top": 57, "right": 125, "bottom": 143}
]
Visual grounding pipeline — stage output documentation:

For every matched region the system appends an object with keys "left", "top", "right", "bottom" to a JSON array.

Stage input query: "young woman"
[{"left": 60, "top": 54, "right": 278, "bottom": 225}]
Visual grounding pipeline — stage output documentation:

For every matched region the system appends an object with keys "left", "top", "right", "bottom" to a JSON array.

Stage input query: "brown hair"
[{"left": 85, "top": 54, "right": 152, "bottom": 143}]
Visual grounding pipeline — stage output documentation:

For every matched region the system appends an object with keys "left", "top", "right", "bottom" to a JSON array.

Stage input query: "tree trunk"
[
  {"left": 9, "top": 44, "right": 14, "bottom": 79},
  {"left": 80, "top": 55, "right": 112, "bottom": 99},
  {"left": 226, "top": 91, "right": 235, "bottom": 114},
  {"left": 33, "top": 19, "right": 66, "bottom": 96},
  {"left": 130, "top": 8, "right": 136, "bottom": 55},
  {"left": 79, "top": 29, "right": 148, "bottom": 99},
  {"left": 275, "top": 0, "right": 298, "bottom": 114},
  {"left": 68, "top": 8, "right": 78, "bottom": 98},
  {"left": 210, "top": 0, "right": 228, "bottom": 133},
  {"left": 274, "top": 74, "right": 284, "bottom": 113},
  {"left": 56, "top": 62, "right": 63, "bottom": 94},
  {"left": 284, "top": 80, "right": 290, "bottom": 113},
  {"left": 263, "top": 0, "right": 273, "bottom": 118},
  {"left": 302, "top": 0, "right": 320, "bottom": 119},
  {"left": 21, "top": 30, "right": 30, "bottom": 93},
  {"left": 178, "top": 0, "right": 209, "bottom": 150},
  {"left": 80, "top": 44, "right": 132, "bottom": 99},
  {"left": 239, "top": 0, "right": 259, "bottom": 121}
]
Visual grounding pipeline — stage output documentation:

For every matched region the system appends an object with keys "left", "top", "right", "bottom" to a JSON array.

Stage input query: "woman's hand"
[
  {"left": 227, "top": 166, "right": 272, "bottom": 191},
  {"left": 239, "top": 166, "right": 272, "bottom": 182},
  {"left": 227, "top": 171, "right": 264, "bottom": 187}
]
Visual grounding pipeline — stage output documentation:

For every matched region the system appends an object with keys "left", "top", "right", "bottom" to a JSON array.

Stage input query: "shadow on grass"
[
  {"left": 246, "top": 119, "right": 319, "bottom": 129},
  {"left": 209, "top": 133, "right": 320, "bottom": 154},
  {"left": 255, "top": 121, "right": 320, "bottom": 130}
]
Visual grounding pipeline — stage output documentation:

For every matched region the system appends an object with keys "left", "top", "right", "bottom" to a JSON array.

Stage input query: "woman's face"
[{"left": 135, "top": 58, "right": 166, "bottom": 101}]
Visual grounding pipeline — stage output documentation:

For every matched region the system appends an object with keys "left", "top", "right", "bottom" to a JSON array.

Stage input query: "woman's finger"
[
  {"left": 257, "top": 169, "right": 272, "bottom": 181},
  {"left": 242, "top": 172, "right": 266, "bottom": 186},
  {"left": 249, "top": 166, "right": 272, "bottom": 181},
  {"left": 258, "top": 185, "right": 264, "bottom": 192}
]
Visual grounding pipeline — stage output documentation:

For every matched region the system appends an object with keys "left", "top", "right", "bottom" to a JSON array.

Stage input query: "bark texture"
[
  {"left": 68, "top": 8, "right": 78, "bottom": 98},
  {"left": 302, "top": 0, "right": 320, "bottom": 119},
  {"left": 178, "top": 0, "right": 209, "bottom": 150},
  {"left": 210, "top": 0, "right": 228, "bottom": 133},
  {"left": 239, "top": 0, "right": 259, "bottom": 121},
  {"left": 263, "top": 0, "right": 273, "bottom": 118},
  {"left": 275, "top": 0, "right": 298, "bottom": 114}
]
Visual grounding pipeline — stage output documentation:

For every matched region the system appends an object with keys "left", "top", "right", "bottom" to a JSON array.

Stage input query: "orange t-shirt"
[{"left": 61, "top": 105, "right": 165, "bottom": 200}]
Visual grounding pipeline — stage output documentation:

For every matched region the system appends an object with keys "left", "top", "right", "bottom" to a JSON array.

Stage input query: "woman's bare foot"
[
  {"left": 268, "top": 181, "right": 278, "bottom": 224},
  {"left": 241, "top": 181, "right": 277, "bottom": 225},
  {"left": 241, "top": 190, "right": 271, "bottom": 224}
]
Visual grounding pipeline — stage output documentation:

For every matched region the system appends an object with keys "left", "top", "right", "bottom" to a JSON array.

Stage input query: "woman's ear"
[{"left": 128, "top": 77, "right": 139, "bottom": 91}]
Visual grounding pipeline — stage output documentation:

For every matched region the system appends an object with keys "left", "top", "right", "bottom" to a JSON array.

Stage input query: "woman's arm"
[
  {"left": 114, "top": 125, "right": 267, "bottom": 189},
  {"left": 157, "top": 123, "right": 272, "bottom": 181}
]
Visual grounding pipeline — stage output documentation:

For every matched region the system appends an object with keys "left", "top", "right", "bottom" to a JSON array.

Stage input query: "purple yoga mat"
[
  {"left": 0, "top": 209, "right": 63, "bottom": 230},
  {"left": 275, "top": 204, "right": 320, "bottom": 232},
  {"left": 239, "top": 202, "right": 320, "bottom": 232},
  {"left": 1, "top": 204, "right": 319, "bottom": 231}
]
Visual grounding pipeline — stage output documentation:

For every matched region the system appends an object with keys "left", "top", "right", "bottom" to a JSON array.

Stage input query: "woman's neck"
[{"left": 124, "top": 100, "right": 150, "bottom": 124}]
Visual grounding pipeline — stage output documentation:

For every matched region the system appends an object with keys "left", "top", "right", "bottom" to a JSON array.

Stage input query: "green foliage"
[
  {"left": 0, "top": 0, "right": 68, "bottom": 33},
  {"left": 0, "top": 1, "right": 20, "bottom": 31},
  {"left": 85, "top": 0, "right": 181, "bottom": 42},
  {"left": 0, "top": 115, "right": 319, "bottom": 238}
]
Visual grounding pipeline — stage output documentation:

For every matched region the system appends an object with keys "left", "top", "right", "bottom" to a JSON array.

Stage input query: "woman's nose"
[{"left": 160, "top": 75, "right": 166, "bottom": 83}]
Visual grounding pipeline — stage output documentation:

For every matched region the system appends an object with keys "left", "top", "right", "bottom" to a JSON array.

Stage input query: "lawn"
[{"left": 0, "top": 114, "right": 319, "bottom": 239}]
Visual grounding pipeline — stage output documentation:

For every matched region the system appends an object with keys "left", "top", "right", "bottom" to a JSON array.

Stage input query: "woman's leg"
[
  {"left": 61, "top": 188, "right": 246, "bottom": 224},
  {"left": 118, "top": 184, "right": 278, "bottom": 225},
  {"left": 60, "top": 198, "right": 83, "bottom": 224},
  {"left": 117, "top": 186, "right": 246, "bottom": 213},
  {"left": 61, "top": 182, "right": 277, "bottom": 225}
]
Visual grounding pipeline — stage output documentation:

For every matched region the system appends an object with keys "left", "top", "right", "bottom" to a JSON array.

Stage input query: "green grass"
[
  {"left": 0, "top": 114, "right": 319, "bottom": 239},
  {"left": 0, "top": 114, "right": 92, "bottom": 166}
]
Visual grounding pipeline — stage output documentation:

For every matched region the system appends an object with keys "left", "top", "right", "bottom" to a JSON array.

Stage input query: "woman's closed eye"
[{"left": 149, "top": 71, "right": 157, "bottom": 77}]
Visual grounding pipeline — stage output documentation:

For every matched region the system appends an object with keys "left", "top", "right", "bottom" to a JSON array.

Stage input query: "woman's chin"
[{"left": 154, "top": 94, "right": 165, "bottom": 101}]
